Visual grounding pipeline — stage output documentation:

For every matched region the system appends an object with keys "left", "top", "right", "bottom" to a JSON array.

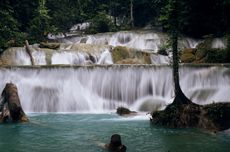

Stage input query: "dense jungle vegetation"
[{"left": 0, "top": 0, "right": 230, "bottom": 51}]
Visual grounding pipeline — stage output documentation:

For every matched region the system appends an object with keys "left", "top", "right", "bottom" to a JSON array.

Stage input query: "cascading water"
[
  {"left": 2, "top": 31, "right": 227, "bottom": 66},
  {"left": 61, "top": 30, "right": 202, "bottom": 51},
  {"left": 0, "top": 65, "right": 229, "bottom": 113}
]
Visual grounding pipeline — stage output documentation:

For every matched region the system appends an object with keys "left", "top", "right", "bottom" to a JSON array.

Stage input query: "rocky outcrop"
[
  {"left": 0, "top": 83, "right": 29, "bottom": 122},
  {"left": 151, "top": 102, "right": 230, "bottom": 132}
]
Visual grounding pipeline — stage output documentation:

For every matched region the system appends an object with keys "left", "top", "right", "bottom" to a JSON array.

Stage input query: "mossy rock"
[
  {"left": 116, "top": 58, "right": 142, "bottom": 64},
  {"left": 39, "top": 42, "right": 60, "bottom": 49},
  {"left": 180, "top": 53, "right": 196, "bottom": 63},
  {"left": 112, "top": 46, "right": 130, "bottom": 63},
  {"left": 197, "top": 37, "right": 213, "bottom": 50},
  {"left": 181, "top": 48, "right": 197, "bottom": 55},
  {"left": 195, "top": 49, "right": 208, "bottom": 61},
  {"left": 143, "top": 52, "right": 152, "bottom": 64},
  {"left": 0, "top": 54, "right": 12, "bottom": 66},
  {"left": 111, "top": 46, "right": 152, "bottom": 64}
]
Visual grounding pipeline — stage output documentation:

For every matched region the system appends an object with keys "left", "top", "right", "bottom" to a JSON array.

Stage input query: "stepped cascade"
[
  {"left": 0, "top": 31, "right": 229, "bottom": 113},
  {"left": 0, "top": 31, "right": 226, "bottom": 66},
  {"left": 0, "top": 65, "right": 229, "bottom": 113}
]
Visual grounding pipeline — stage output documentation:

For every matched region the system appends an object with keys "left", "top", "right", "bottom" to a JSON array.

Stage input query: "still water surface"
[{"left": 0, "top": 114, "right": 229, "bottom": 152}]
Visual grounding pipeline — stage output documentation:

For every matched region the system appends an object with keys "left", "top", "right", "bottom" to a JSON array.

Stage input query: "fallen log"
[{"left": 25, "top": 40, "right": 35, "bottom": 65}]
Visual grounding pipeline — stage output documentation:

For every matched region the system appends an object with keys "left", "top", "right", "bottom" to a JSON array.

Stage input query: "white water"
[
  {"left": 3, "top": 45, "right": 170, "bottom": 66},
  {"left": 62, "top": 31, "right": 202, "bottom": 51},
  {"left": 3, "top": 31, "right": 227, "bottom": 66},
  {"left": 0, "top": 66, "right": 229, "bottom": 113}
]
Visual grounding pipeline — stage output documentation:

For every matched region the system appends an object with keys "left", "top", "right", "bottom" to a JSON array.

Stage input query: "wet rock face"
[{"left": 0, "top": 83, "right": 28, "bottom": 122}]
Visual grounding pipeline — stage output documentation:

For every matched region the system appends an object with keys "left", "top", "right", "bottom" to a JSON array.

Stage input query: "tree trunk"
[
  {"left": 130, "top": 0, "right": 134, "bottom": 28},
  {"left": 171, "top": 0, "right": 191, "bottom": 105},
  {"left": 0, "top": 83, "right": 29, "bottom": 122},
  {"left": 25, "top": 40, "right": 35, "bottom": 65}
]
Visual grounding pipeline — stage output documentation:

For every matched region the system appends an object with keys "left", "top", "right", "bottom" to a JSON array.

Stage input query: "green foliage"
[
  {"left": 28, "top": 0, "right": 56, "bottom": 42},
  {"left": 204, "top": 49, "right": 227, "bottom": 63},
  {"left": 0, "top": 0, "right": 230, "bottom": 51},
  {"left": 86, "top": 12, "right": 116, "bottom": 34},
  {"left": 0, "top": 1, "right": 26, "bottom": 51},
  {"left": 159, "top": 0, "right": 230, "bottom": 38}
]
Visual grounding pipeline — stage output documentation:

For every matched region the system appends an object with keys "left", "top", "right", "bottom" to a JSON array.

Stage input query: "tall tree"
[
  {"left": 161, "top": 0, "right": 191, "bottom": 105},
  {"left": 28, "top": 0, "right": 55, "bottom": 42}
]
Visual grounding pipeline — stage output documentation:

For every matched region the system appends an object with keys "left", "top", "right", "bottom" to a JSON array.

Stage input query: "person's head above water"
[
  {"left": 108, "top": 134, "right": 126, "bottom": 152},
  {"left": 111, "top": 134, "right": 122, "bottom": 147}
]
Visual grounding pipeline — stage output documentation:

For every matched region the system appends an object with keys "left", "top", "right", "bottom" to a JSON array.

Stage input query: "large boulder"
[{"left": 0, "top": 83, "right": 29, "bottom": 122}]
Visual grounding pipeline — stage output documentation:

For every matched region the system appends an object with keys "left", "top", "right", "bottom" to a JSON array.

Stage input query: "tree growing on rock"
[
  {"left": 151, "top": 0, "right": 230, "bottom": 132},
  {"left": 161, "top": 0, "right": 191, "bottom": 105}
]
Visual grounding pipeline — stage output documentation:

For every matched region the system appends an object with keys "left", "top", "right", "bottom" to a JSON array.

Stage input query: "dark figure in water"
[{"left": 105, "top": 134, "right": 126, "bottom": 152}]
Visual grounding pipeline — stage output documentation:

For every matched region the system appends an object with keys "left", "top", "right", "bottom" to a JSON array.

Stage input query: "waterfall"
[
  {"left": 62, "top": 31, "right": 198, "bottom": 51},
  {"left": 2, "top": 31, "right": 227, "bottom": 66},
  {"left": 211, "top": 38, "right": 227, "bottom": 49},
  {"left": 0, "top": 65, "right": 229, "bottom": 113}
]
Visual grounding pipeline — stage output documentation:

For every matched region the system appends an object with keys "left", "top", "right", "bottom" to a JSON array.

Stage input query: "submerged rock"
[
  {"left": 0, "top": 83, "right": 29, "bottom": 122},
  {"left": 116, "top": 107, "right": 137, "bottom": 116}
]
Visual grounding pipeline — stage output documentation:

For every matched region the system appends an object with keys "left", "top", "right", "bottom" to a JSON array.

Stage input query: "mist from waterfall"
[{"left": 0, "top": 65, "right": 229, "bottom": 113}]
